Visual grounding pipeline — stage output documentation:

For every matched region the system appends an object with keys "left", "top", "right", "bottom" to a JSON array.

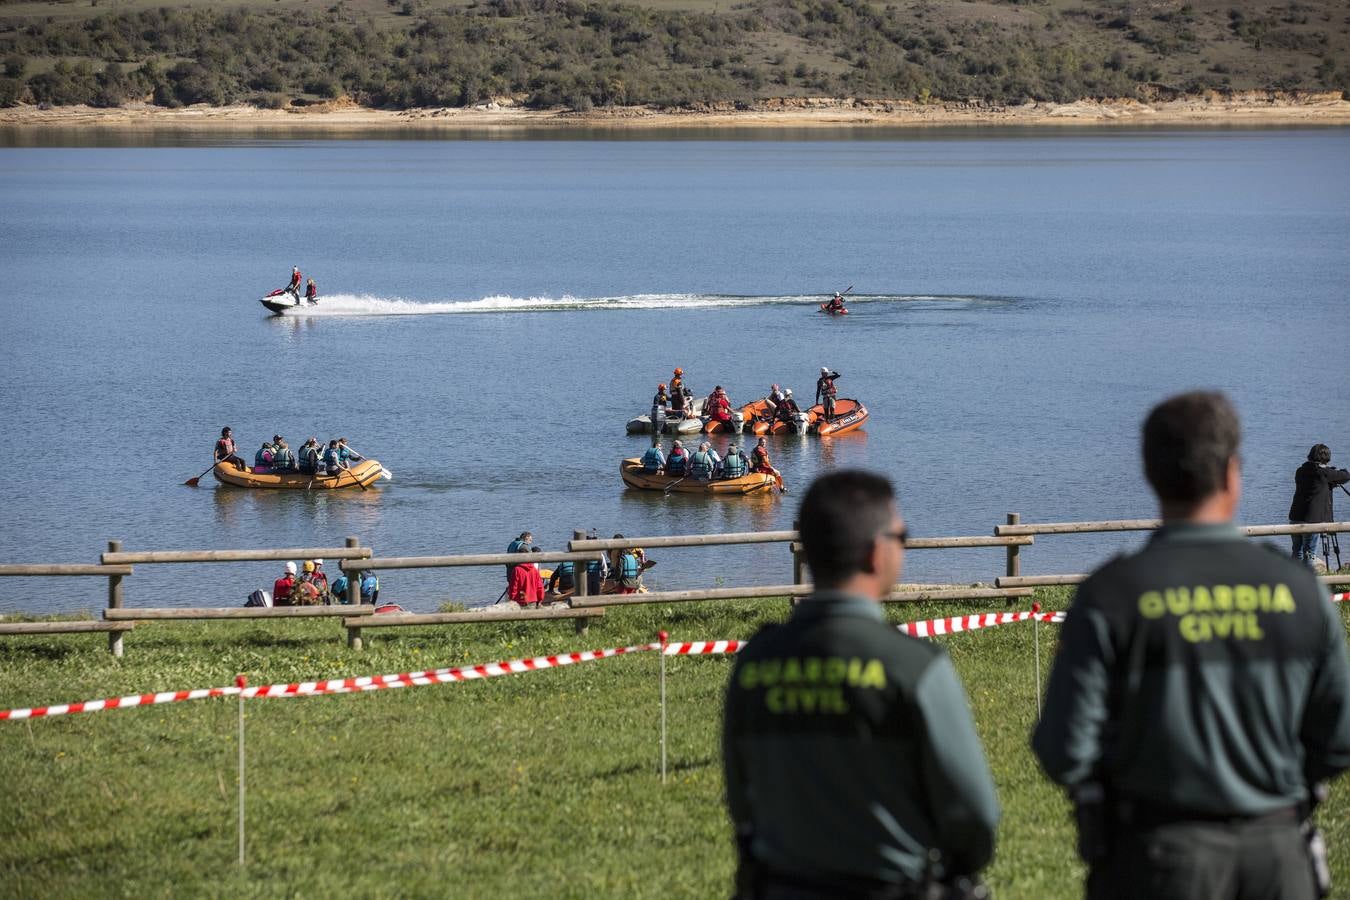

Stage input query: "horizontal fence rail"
[
  {"left": 0, "top": 564, "right": 134, "bottom": 577},
  {"left": 995, "top": 519, "right": 1350, "bottom": 537},
  {"left": 339, "top": 551, "right": 602, "bottom": 572},
  {"left": 571, "top": 531, "right": 1031, "bottom": 551},
  {"left": 102, "top": 546, "right": 371, "bottom": 565}
]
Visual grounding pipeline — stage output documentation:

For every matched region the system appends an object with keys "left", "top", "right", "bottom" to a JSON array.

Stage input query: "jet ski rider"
[
  {"left": 305, "top": 278, "right": 318, "bottom": 304},
  {"left": 286, "top": 266, "right": 302, "bottom": 301}
]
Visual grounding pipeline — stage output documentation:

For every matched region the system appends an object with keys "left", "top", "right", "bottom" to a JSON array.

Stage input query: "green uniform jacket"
[
  {"left": 722, "top": 593, "right": 1000, "bottom": 886},
  {"left": 1032, "top": 523, "right": 1350, "bottom": 815}
]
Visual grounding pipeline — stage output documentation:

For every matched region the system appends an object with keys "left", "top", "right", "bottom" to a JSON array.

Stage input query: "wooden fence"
[{"left": 2, "top": 518, "right": 1347, "bottom": 654}]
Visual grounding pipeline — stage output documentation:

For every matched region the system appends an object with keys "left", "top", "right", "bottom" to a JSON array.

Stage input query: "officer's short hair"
[
  {"left": 1309, "top": 444, "right": 1331, "bottom": 464},
  {"left": 799, "top": 470, "right": 896, "bottom": 586},
  {"left": 1142, "top": 391, "right": 1241, "bottom": 506}
]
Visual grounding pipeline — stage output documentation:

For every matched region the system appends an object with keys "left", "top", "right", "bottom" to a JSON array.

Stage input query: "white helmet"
[
  {"left": 821, "top": 366, "right": 829, "bottom": 373},
  {"left": 313, "top": 558, "right": 323, "bottom": 566},
  {"left": 785, "top": 388, "right": 793, "bottom": 396},
  {"left": 284, "top": 561, "right": 297, "bottom": 575}
]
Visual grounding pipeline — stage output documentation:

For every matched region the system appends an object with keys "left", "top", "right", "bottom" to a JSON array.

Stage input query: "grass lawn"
[{"left": 2, "top": 591, "right": 1348, "bottom": 897}]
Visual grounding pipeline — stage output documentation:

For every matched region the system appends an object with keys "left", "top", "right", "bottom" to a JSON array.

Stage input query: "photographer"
[{"left": 1288, "top": 444, "right": 1350, "bottom": 567}]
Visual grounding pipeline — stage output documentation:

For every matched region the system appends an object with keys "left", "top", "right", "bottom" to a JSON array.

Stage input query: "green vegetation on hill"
[
  {"left": 0, "top": 0, "right": 1346, "bottom": 111},
  {"left": 2, "top": 593, "right": 1350, "bottom": 897}
]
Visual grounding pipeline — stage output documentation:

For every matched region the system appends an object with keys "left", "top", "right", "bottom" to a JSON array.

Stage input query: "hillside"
[{"left": 0, "top": 0, "right": 1347, "bottom": 112}]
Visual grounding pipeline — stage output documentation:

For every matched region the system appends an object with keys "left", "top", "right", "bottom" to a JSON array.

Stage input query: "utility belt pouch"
[
  {"left": 1072, "top": 783, "right": 1111, "bottom": 864},
  {"left": 1303, "top": 821, "right": 1331, "bottom": 899}
]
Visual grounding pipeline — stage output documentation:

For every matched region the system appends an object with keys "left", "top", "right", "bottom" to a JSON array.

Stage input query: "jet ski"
[{"left": 259, "top": 288, "right": 314, "bottom": 315}]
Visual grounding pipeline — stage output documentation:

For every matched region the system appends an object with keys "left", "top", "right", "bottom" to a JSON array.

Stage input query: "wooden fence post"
[
  {"left": 345, "top": 536, "right": 363, "bottom": 650},
  {"left": 1004, "top": 514, "right": 1021, "bottom": 606},
  {"left": 572, "top": 531, "right": 591, "bottom": 635},
  {"left": 790, "top": 520, "right": 803, "bottom": 608},
  {"left": 106, "top": 539, "right": 124, "bottom": 657}
]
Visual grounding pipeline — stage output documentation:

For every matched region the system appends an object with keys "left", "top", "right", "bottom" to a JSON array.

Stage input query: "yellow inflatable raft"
[
  {"left": 619, "top": 458, "right": 776, "bottom": 495},
  {"left": 213, "top": 459, "right": 388, "bottom": 490}
]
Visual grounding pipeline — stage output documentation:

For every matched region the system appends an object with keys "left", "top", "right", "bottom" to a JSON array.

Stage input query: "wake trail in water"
[{"left": 277, "top": 293, "right": 1013, "bottom": 317}]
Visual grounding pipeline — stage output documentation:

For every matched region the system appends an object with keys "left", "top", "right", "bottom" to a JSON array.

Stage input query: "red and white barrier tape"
[
  {"left": 0, "top": 643, "right": 653, "bottom": 722},
  {"left": 663, "top": 640, "right": 744, "bottom": 656},
  {"left": 1334, "top": 593, "right": 1348, "bottom": 603},
  {"left": 898, "top": 610, "right": 1064, "bottom": 638}
]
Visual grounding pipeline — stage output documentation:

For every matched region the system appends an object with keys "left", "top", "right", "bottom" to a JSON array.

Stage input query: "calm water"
[{"left": 2, "top": 128, "right": 1348, "bottom": 613}]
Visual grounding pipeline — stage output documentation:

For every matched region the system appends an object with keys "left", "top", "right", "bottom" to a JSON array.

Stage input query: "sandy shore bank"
[{"left": 3, "top": 93, "right": 1349, "bottom": 132}]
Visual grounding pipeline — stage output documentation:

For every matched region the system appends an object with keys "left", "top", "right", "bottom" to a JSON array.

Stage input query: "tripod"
[{"left": 1322, "top": 485, "right": 1350, "bottom": 574}]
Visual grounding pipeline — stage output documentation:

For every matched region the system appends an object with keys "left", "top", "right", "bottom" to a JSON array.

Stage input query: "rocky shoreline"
[{"left": 3, "top": 92, "right": 1348, "bottom": 132}]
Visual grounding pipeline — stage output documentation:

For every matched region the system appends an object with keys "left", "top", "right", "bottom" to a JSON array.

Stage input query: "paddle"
[
  {"left": 663, "top": 476, "right": 688, "bottom": 494},
  {"left": 184, "top": 460, "right": 219, "bottom": 487}
]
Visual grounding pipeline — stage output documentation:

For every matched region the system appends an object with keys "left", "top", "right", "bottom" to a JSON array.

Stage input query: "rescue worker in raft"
[
  {"left": 751, "top": 437, "right": 785, "bottom": 493},
  {"left": 776, "top": 389, "right": 802, "bottom": 425},
  {"left": 1033, "top": 391, "right": 1350, "bottom": 900},
  {"left": 723, "top": 470, "right": 999, "bottom": 898},
  {"left": 666, "top": 440, "right": 690, "bottom": 476},
  {"left": 651, "top": 383, "right": 670, "bottom": 436},
  {"left": 641, "top": 441, "right": 666, "bottom": 474},
  {"left": 706, "top": 386, "right": 734, "bottom": 429},
  {"left": 670, "top": 368, "right": 689, "bottom": 418},
  {"left": 215, "top": 426, "right": 246, "bottom": 470},
  {"left": 298, "top": 438, "right": 321, "bottom": 476},
  {"left": 816, "top": 367, "right": 840, "bottom": 422}
]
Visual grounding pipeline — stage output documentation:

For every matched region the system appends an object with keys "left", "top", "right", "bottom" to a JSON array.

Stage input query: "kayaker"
[
  {"left": 271, "top": 439, "right": 297, "bottom": 472},
  {"left": 337, "top": 438, "right": 363, "bottom": 467},
  {"left": 214, "top": 426, "right": 246, "bottom": 469},
  {"left": 723, "top": 443, "right": 749, "bottom": 479},
  {"left": 651, "top": 383, "right": 669, "bottom": 435},
  {"left": 691, "top": 442, "right": 717, "bottom": 481},
  {"left": 286, "top": 266, "right": 302, "bottom": 300},
  {"left": 272, "top": 561, "right": 298, "bottom": 607},
  {"left": 298, "top": 438, "right": 321, "bottom": 475},
  {"left": 323, "top": 440, "right": 342, "bottom": 475},
  {"left": 666, "top": 440, "right": 690, "bottom": 476},
  {"left": 305, "top": 278, "right": 318, "bottom": 304},
  {"left": 825, "top": 292, "right": 846, "bottom": 313},
  {"left": 254, "top": 441, "right": 275, "bottom": 472},
  {"left": 751, "top": 437, "right": 786, "bottom": 493},
  {"left": 641, "top": 442, "right": 666, "bottom": 474},
  {"left": 816, "top": 367, "right": 840, "bottom": 422}
]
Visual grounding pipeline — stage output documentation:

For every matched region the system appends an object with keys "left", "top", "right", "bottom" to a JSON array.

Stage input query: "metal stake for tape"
[{"left": 659, "top": 631, "right": 668, "bottom": 784}]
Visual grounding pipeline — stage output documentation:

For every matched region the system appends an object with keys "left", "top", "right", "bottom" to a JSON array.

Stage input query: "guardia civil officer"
[
  {"left": 723, "top": 470, "right": 1000, "bottom": 899},
  {"left": 1032, "top": 391, "right": 1350, "bottom": 900}
]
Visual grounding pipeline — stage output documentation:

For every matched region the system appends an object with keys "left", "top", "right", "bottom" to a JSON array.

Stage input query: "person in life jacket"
[
  {"left": 777, "top": 388, "right": 802, "bottom": 423},
  {"left": 254, "top": 441, "right": 275, "bottom": 472},
  {"left": 307, "top": 559, "right": 331, "bottom": 602},
  {"left": 615, "top": 543, "right": 644, "bottom": 595},
  {"left": 642, "top": 442, "right": 666, "bottom": 474},
  {"left": 666, "top": 440, "right": 690, "bottom": 476},
  {"left": 215, "top": 426, "right": 246, "bottom": 469},
  {"left": 651, "top": 383, "right": 669, "bottom": 434},
  {"left": 359, "top": 571, "right": 379, "bottom": 604},
  {"left": 287, "top": 266, "right": 302, "bottom": 300},
  {"left": 765, "top": 384, "right": 785, "bottom": 419},
  {"left": 707, "top": 386, "right": 734, "bottom": 426},
  {"left": 298, "top": 438, "right": 321, "bottom": 475},
  {"left": 506, "top": 531, "right": 533, "bottom": 578},
  {"left": 323, "top": 440, "right": 342, "bottom": 475},
  {"left": 291, "top": 572, "right": 322, "bottom": 606},
  {"left": 751, "top": 437, "right": 786, "bottom": 493},
  {"left": 548, "top": 560, "right": 575, "bottom": 594},
  {"left": 336, "top": 438, "right": 364, "bottom": 466},
  {"left": 273, "top": 561, "right": 298, "bottom": 607},
  {"left": 816, "top": 367, "right": 840, "bottom": 421},
  {"left": 690, "top": 442, "right": 716, "bottom": 480},
  {"left": 826, "top": 292, "right": 846, "bottom": 312},
  {"left": 305, "top": 278, "right": 318, "bottom": 304},
  {"left": 271, "top": 439, "right": 297, "bottom": 472},
  {"left": 722, "top": 443, "right": 749, "bottom": 479}
]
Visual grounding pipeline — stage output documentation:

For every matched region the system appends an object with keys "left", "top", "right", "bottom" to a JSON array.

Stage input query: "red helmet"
[
  {"left": 673, "top": 367, "right": 683, "bottom": 376},
  {"left": 658, "top": 382, "right": 667, "bottom": 390}
]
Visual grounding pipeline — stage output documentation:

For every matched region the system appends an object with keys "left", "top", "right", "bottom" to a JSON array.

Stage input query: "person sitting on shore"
[
  {"left": 323, "top": 440, "right": 343, "bottom": 476},
  {"left": 292, "top": 564, "right": 322, "bottom": 605},
  {"left": 254, "top": 441, "right": 275, "bottom": 472},
  {"left": 615, "top": 545, "right": 645, "bottom": 595},
  {"left": 359, "top": 571, "right": 379, "bottom": 604},
  {"left": 752, "top": 436, "right": 786, "bottom": 493},
  {"left": 215, "top": 426, "right": 246, "bottom": 470},
  {"left": 305, "top": 278, "right": 318, "bottom": 304},
  {"left": 641, "top": 441, "right": 666, "bottom": 474},
  {"left": 666, "top": 440, "right": 689, "bottom": 476},
  {"left": 722, "top": 443, "right": 749, "bottom": 479},
  {"left": 271, "top": 439, "right": 297, "bottom": 472},
  {"left": 306, "top": 559, "right": 331, "bottom": 602},
  {"left": 273, "top": 561, "right": 298, "bottom": 607},
  {"left": 548, "top": 560, "right": 575, "bottom": 595},
  {"left": 506, "top": 545, "right": 545, "bottom": 607},
  {"left": 298, "top": 438, "right": 321, "bottom": 476}
]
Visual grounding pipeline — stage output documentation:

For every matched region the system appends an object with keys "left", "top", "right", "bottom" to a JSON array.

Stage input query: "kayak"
[
  {"left": 807, "top": 398, "right": 869, "bottom": 436},
  {"left": 625, "top": 398, "right": 705, "bottom": 435},
  {"left": 820, "top": 303, "right": 849, "bottom": 315},
  {"left": 260, "top": 288, "right": 316, "bottom": 314},
  {"left": 619, "top": 459, "right": 777, "bottom": 495},
  {"left": 740, "top": 398, "right": 812, "bottom": 436},
  {"left": 213, "top": 459, "right": 390, "bottom": 490}
]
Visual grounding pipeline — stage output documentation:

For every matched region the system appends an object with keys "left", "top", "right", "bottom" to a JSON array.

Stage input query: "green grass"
[{"left": 2, "top": 592, "right": 1348, "bottom": 897}]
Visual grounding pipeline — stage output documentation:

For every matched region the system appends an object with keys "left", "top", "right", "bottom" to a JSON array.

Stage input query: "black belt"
[{"left": 1120, "top": 799, "right": 1299, "bottom": 830}]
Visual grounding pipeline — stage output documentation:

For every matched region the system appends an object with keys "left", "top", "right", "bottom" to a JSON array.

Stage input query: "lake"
[{"left": 1, "top": 126, "right": 1347, "bottom": 612}]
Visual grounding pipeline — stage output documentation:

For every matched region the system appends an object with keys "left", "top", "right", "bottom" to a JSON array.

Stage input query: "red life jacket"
[
  {"left": 306, "top": 284, "right": 316, "bottom": 299},
  {"left": 290, "top": 271, "right": 301, "bottom": 287}
]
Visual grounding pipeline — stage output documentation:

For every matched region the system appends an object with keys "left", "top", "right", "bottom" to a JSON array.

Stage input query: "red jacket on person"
[
  {"left": 508, "top": 563, "right": 545, "bottom": 605},
  {"left": 273, "top": 574, "right": 296, "bottom": 607}
]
